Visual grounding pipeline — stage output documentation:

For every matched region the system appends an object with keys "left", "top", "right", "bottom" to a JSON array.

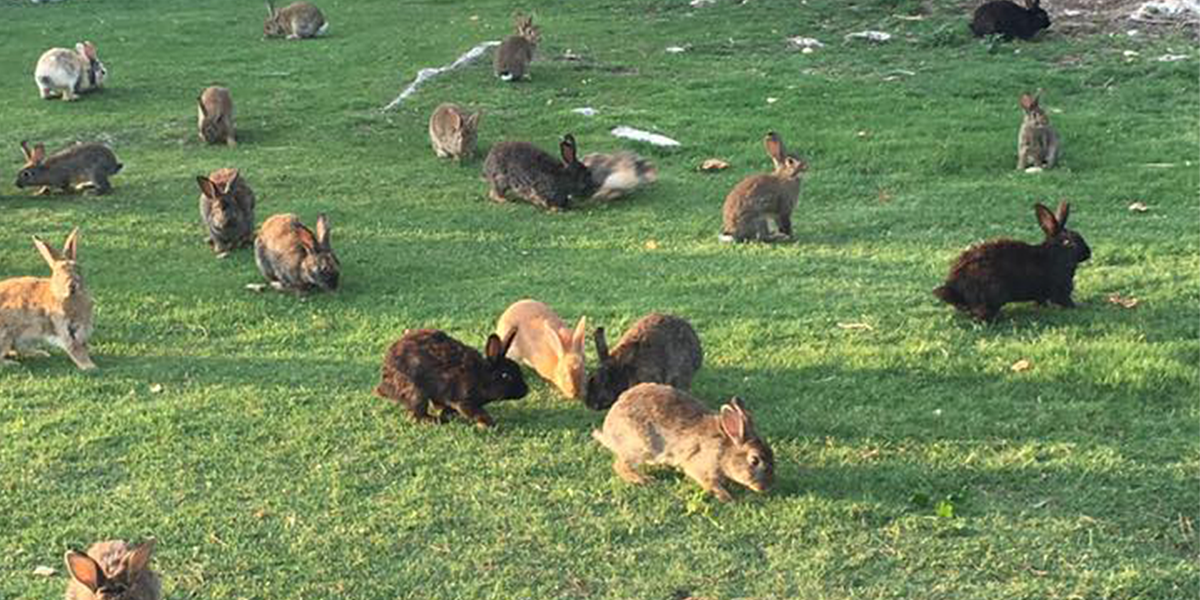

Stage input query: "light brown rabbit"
[
  {"left": 593, "top": 383, "right": 774, "bottom": 502},
  {"left": 1016, "top": 92, "right": 1060, "bottom": 170},
  {"left": 65, "top": 539, "right": 161, "bottom": 600},
  {"left": 0, "top": 229, "right": 95, "bottom": 370},
  {"left": 494, "top": 14, "right": 540, "bottom": 81},
  {"left": 198, "top": 86, "right": 237, "bottom": 147},
  {"left": 581, "top": 151, "right": 658, "bottom": 201},
  {"left": 15, "top": 141, "right": 122, "bottom": 196},
  {"left": 264, "top": 1, "right": 327, "bottom": 39},
  {"left": 719, "top": 132, "right": 807, "bottom": 243},
  {"left": 428, "top": 103, "right": 481, "bottom": 162},
  {"left": 495, "top": 299, "right": 587, "bottom": 399}
]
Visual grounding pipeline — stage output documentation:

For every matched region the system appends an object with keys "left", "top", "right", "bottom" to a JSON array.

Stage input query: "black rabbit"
[{"left": 970, "top": 0, "right": 1051, "bottom": 40}]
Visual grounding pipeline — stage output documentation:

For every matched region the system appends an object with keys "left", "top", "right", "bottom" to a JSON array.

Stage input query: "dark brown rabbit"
[
  {"left": 970, "top": 0, "right": 1050, "bottom": 40},
  {"left": 483, "top": 134, "right": 597, "bottom": 211},
  {"left": 934, "top": 201, "right": 1090, "bottom": 322},
  {"left": 494, "top": 15, "right": 540, "bottom": 81},
  {"left": 250, "top": 213, "right": 339, "bottom": 293},
  {"left": 64, "top": 539, "right": 161, "bottom": 600},
  {"left": 720, "top": 132, "right": 808, "bottom": 243},
  {"left": 15, "top": 141, "right": 122, "bottom": 196},
  {"left": 374, "top": 328, "right": 529, "bottom": 428},
  {"left": 197, "top": 168, "right": 255, "bottom": 256},
  {"left": 585, "top": 313, "right": 703, "bottom": 411}
]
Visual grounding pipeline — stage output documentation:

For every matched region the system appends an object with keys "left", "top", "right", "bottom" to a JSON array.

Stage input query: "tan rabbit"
[
  {"left": 0, "top": 229, "right": 95, "bottom": 370},
  {"left": 198, "top": 86, "right": 237, "bottom": 147},
  {"left": 495, "top": 299, "right": 587, "bottom": 399},
  {"left": 264, "top": 1, "right": 327, "bottom": 39},
  {"left": 15, "top": 141, "right": 122, "bottom": 196},
  {"left": 428, "top": 103, "right": 481, "bottom": 161},
  {"left": 494, "top": 15, "right": 540, "bottom": 81},
  {"left": 34, "top": 42, "right": 106, "bottom": 101},
  {"left": 593, "top": 383, "right": 774, "bottom": 502},
  {"left": 581, "top": 151, "right": 658, "bottom": 201},
  {"left": 719, "top": 132, "right": 807, "bottom": 243},
  {"left": 1016, "top": 92, "right": 1060, "bottom": 170},
  {"left": 65, "top": 539, "right": 161, "bottom": 600}
]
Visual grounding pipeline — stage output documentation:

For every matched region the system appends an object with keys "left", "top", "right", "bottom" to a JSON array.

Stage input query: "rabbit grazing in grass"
[
  {"left": 250, "top": 213, "right": 340, "bottom": 294},
  {"left": 970, "top": 0, "right": 1050, "bottom": 40},
  {"left": 483, "top": 134, "right": 597, "bottom": 211},
  {"left": 719, "top": 132, "right": 807, "bottom": 243},
  {"left": 264, "top": 1, "right": 327, "bottom": 39},
  {"left": 34, "top": 41, "right": 105, "bottom": 101},
  {"left": 495, "top": 299, "right": 588, "bottom": 400},
  {"left": 65, "top": 539, "right": 160, "bottom": 600},
  {"left": 1016, "top": 92, "right": 1060, "bottom": 170},
  {"left": 0, "top": 229, "right": 95, "bottom": 370},
  {"left": 198, "top": 86, "right": 237, "bottom": 147},
  {"left": 934, "top": 201, "right": 1090, "bottom": 322},
  {"left": 197, "top": 168, "right": 255, "bottom": 256},
  {"left": 494, "top": 15, "right": 540, "bottom": 81},
  {"left": 429, "top": 103, "right": 480, "bottom": 162},
  {"left": 375, "top": 328, "right": 528, "bottom": 428},
  {"left": 15, "top": 141, "right": 122, "bottom": 196},
  {"left": 593, "top": 383, "right": 774, "bottom": 503},
  {"left": 581, "top": 151, "right": 658, "bottom": 201},
  {"left": 585, "top": 313, "right": 703, "bottom": 411}
]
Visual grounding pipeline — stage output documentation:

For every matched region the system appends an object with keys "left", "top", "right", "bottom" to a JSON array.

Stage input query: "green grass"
[{"left": 1, "top": 0, "right": 1197, "bottom": 598}]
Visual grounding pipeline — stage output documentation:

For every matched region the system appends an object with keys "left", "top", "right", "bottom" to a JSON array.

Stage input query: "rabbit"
[
  {"left": 197, "top": 86, "right": 237, "bottom": 147},
  {"left": 34, "top": 42, "right": 106, "bottom": 101},
  {"left": 593, "top": 383, "right": 774, "bottom": 503},
  {"left": 581, "top": 151, "right": 658, "bottom": 201},
  {"left": 250, "top": 213, "right": 340, "bottom": 293},
  {"left": 970, "top": 0, "right": 1050, "bottom": 40},
  {"left": 374, "top": 328, "right": 529, "bottom": 428},
  {"left": 0, "top": 228, "right": 95, "bottom": 370},
  {"left": 495, "top": 299, "right": 587, "bottom": 399},
  {"left": 428, "top": 103, "right": 481, "bottom": 162},
  {"left": 1016, "top": 92, "right": 1060, "bottom": 170},
  {"left": 719, "top": 132, "right": 808, "bottom": 243},
  {"left": 264, "top": 1, "right": 327, "bottom": 39},
  {"left": 483, "top": 134, "right": 597, "bottom": 210},
  {"left": 15, "top": 141, "right": 122, "bottom": 196},
  {"left": 585, "top": 313, "right": 703, "bottom": 411},
  {"left": 64, "top": 539, "right": 160, "bottom": 600},
  {"left": 494, "top": 15, "right": 540, "bottom": 81},
  {"left": 934, "top": 201, "right": 1090, "bottom": 322},
  {"left": 197, "top": 168, "right": 255, "bottom": 256}
]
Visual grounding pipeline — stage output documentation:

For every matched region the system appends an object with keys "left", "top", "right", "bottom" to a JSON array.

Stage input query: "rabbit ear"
[
  {"left": 196, "top": 176, "right": 220, "bottom": 198},
  {"left": 544, "top": 321, "right": 565, "bottom": 357},
  {"left": 502, "top": 326, "right": 519, "bottom": 355},
  {"left": 315, "top": 214, "right": 331, "bottom": 251},
  {"left": 593, "top": 327, "right": 609, "bottom": 361},
  {"left": 1055, "top": 201, "right": 1070, "bottom": 228},
  {"left": 62, "top": 228, "right": 79, "bottom": 261},
  {"left": 223, "top": 170, "right": 241, "bottom": 194},
  {"left": 571, "top": 316, "right": 587, "bottom": 353},
  {"left": 1035, "top": 203, "right": 1059, "bottom": 237},
  {"left": 1019, "top": 93, "right": 1037, "bottom": 112},
  {"left": 19, "top": 140, "right": 32, "bottom": 161},
  {"left": 485, "top": 333, "right": 505, "bottom": 361},
  {"left": 266, "top": 1, "right": 276, "bottom": 15},
  {"left": 719, "top": 401, "right": 748, "bottom": 444},
  {"left": 65, "top": 551, "right": 105, "bottom": 592},
  {"left": 465, "top": 112, "right": 481, "bottom": 129},
  {"left": 560, "top": 135, "right": 578, "bottom": 165},
  {"left": 32, "top": 236, "right": 61, "bottom": 266},
  {"left": 764, "top": 132, "right": 785, "bottom": 166},
  {"left": 124, "top": 539, "right": 155, "bottom": 578},
  {"left": 197, "top": 96, "right": 208, "bottom": 117},
  {"left": 33, "top": 144, "right": 45, "bottom": 164}
]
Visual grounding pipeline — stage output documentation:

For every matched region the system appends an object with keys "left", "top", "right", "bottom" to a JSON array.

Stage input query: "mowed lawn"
[{"left": 1, "top": 0, "right": 1197, "bottom": 598}]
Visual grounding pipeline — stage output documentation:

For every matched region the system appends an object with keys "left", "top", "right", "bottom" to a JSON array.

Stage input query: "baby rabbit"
[
  {"left": 197, "top": 168, "right": 255, "bottom": 256},
  {"left": 1016, "top": 92, "right": 1060, "bottom": 170},
  {"left": 65, "top": 539, "right": 160, "bottom": 600},
  {"left": 15, "top": 141, "right": 122, "bottom": 196},
  {"left": 483, "top": 134, "right": 597, "bottom": 210},
  {"left": 197, "top": 86, "right": 237, "bottom": 147},
  {"left": 375, "top": 328, "right": 529, "bottom": 428},
  {"left": 934, "top": 201, "right": 1090, "bottom": 322},
  {"left": 581, "top": 151, "right": 658, "bottom": 201},
  {"left": 719, "top": 132, "right": 808, "bottom": 243},
  {"left": 34, "top": 41, "right": 105, "bottom": 101},
  {"left": 251, "top": 214, "right": 340, "bottom": 293},
  {"left": 0, "top": 229, "right": 95, "bottom": 370},
  {"left": 970, "top": 0, "right": 1050, "bottom": 39},
  {"left": 494, "top": 15, "right": 540, "bottom": 81},
  {"left": 593, "top": 383, "right": 774, "bottom": 503},
  {"left": 585, "top": 313, "right": 703, "bottom": 411},
  {"left": 428, "top": 103, "right": 481, "bottom": 162},
  {"left": 495, "top": 299, "right": 587, "bottom": 400},
  {"left": 264, "top": 1, "right": 327, "bottom": 39}
]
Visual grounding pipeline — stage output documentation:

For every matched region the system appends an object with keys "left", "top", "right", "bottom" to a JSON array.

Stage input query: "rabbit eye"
[
  {"left": 749, "top": 455, "right": 760, "bottom": 468},
  {"left": 1062, "top": 239, "right": 1073, "bottom": 246}
]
